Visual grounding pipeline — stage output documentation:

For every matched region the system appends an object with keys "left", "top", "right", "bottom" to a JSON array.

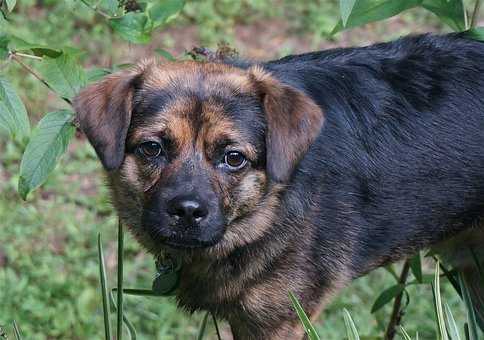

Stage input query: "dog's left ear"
[
  {"left": 73, "top": 67, "right": 143, "bottom": 171},
  {"left": 249, "top": 66, "right": 324, "bottom": 183}
]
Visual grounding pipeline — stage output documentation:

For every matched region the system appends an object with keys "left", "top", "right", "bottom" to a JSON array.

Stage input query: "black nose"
[{"left": 167, "top": 196, "right": 208, "bottom": 225}]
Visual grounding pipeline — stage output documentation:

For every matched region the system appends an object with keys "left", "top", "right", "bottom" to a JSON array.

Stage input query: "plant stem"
[
  {"left": 14, "top": 52, "right": 43, "bottom": 60},
  {"left": 117, "top": 220, "right": 124, "bottom": 340},
  {"left": 9, "top": 52, "right": 72, "bottom": 105},
  {"left": 471, "top": 0, "right": 482, "bottom": 28},
  {"left": 384, "top": 260, "right": 411, "bottom": 340},
  {"left": 79, "top": 0, "right": 112, "bottom": 19},
  {"left": 10, "top": 53, "right": 51, "bottom": 91}
]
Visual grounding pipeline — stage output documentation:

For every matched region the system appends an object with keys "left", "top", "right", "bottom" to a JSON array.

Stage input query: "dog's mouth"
[
  {"left": 143, "top": 222, "right": 226, "bottom": 250},
  {"left": 162, "top": 235, "right": 223, "bottom": 249}
]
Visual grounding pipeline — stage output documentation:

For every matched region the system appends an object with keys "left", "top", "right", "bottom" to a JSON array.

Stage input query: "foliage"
[{"left": 1, "top": 0, "right": 484, "bottom": 338}]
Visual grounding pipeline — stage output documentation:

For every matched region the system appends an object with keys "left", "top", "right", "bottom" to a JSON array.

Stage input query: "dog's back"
[{"left": 264, "top": 33, "right": 484, "bottom": 325}]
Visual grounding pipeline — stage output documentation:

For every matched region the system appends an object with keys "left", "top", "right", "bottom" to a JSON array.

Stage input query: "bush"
[{"left": 0, "top": 0, "right": 483, "bottom": 338}]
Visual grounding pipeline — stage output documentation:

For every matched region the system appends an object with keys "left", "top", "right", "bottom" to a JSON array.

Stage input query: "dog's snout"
[{"left": 167, "top": 196, "right": 208, "bottom": 225}]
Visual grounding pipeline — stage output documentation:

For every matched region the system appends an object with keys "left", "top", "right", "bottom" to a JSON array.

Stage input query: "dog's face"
[{"left": 74, "top": 60, "right": 323, "bottom": 254}]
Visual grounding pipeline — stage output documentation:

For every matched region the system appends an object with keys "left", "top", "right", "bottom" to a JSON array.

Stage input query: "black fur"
[
  {"left": 75, "top": 32, "right": 484, "bottom": 339},
  {"left": 262, "top": 32, "right": 484, "bottom": 276}
]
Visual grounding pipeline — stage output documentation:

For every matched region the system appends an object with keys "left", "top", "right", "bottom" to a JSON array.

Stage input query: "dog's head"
[{"left": 74, "top": 60, "right": 323, "bottom": 254}]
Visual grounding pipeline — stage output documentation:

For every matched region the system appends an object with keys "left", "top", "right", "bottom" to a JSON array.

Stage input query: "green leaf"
[
  {"left": 5, "top": 0, "right": 16, "bottom": 12},
  {"left": 86, "top": 67, "right": 112, "bottom": 83},
  {"left": 154, "top": 48, "right": 176, "bottom": 61},
  {"left": 443, "top": 302, "right": 461, "bottom": 340},
  {"left": 371, "top": 284, "right": 405, "bottom": 313},
  {"left": 18, "top": 110, "right": 75, "bottom": 199},
  {"left": 384, "top": 264, "right": 400, "bottom": 281},
  {"left": 340, "top": 0, "right": 357, "bottom": 27},
  {"left": 410, "top": 252, "right": 423, "bottom": 283},
  {"left": 432, "top": 261, "right": 449, "bottom": 340},
  {"left": 0, "top": 34, "right": 9, "bottom": 59},
  {"left": 288, "top": 292, "right": 321, "bottom": 340},
  {"left": 98, "top": 233, "right": 113, "bottom": 340},
  {"left": 148, "top": 0, "right": 185, "bottom": 28},
  {"left": 37, "top": 53, "right": 87, "bottom": 100},
  {"left": 0, "top": 76, "right": 30, "bottom": 142},
  {"left": 422, "top": 0, "right": 466, "bottom": 32},
  {"left": 99, "top": 0, "right": 119, "bottom": 16},
  {"left": 8, "top": 36, "right": 62, "bottom": 58},
  {"left": 463, "top": 27, "right": 484, "bottom": 41},
  {"left": 197, "top": 312, "right": 210, "bottom": 340},
  {"left": 332, "top": 0, "right": 421, "bottom": 33},
  {"left": 343, "top": 309, "right": 360, "bottom": 340},
  {"left": 110, "top": 12, "right": 152, "bottom": 44},
  {"left": 459, "top": 272, "right": 479, "bottom": 340}
]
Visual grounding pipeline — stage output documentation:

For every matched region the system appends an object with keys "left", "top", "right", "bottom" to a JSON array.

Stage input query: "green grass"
[
  {"left": 1, "top": 1, "right": 482, "bottom": 338},
  {"left": 0, "top": 138, "right": 473, "bottom": 339}
]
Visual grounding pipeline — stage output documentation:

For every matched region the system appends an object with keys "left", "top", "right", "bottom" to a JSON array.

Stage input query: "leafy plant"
[
  {"left": 1, "top": 0, "right": 185, "bottom": 200},
  {"left": 1, "top": 0, "right": 484, "bottom": 338}
]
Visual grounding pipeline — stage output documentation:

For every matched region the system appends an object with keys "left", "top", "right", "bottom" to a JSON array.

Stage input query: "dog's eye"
[
  {"left": 224, "top": 151, "right": 247, "bottom": 170},
  {"left": 138, "top": 141, "right": 162, "bottom": 158}
]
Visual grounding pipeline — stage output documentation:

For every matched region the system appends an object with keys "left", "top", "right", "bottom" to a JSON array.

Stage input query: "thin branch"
[
  {"left": 384, "top": 260, "right": 411, "bottom": 340},
  {"left": 471, "top": 0, "right": 482, "bottom": 28},
  {"left": 78, "top": 0, "right": 112, "bottom": 19},
  {"left": 9, "top": 52, "right": 72, "bottom": 105}
]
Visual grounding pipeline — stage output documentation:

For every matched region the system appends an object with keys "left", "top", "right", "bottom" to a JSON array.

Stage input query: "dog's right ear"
[{"left": 73, "top": 69, "right": 143, "bottom": 171}]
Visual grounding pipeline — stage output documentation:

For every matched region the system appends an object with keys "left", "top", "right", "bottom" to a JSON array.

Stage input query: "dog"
[{"left": 74, "top": 33, "right": 484, "bottom": 339}]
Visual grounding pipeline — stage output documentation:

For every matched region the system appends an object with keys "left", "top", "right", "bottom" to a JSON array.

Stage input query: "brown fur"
[
  {"left": 75, "top": 59, "right": 328, "bottom": 339},
  {"left": 75, "top": 34, "right": 484, "bottom": 338}
]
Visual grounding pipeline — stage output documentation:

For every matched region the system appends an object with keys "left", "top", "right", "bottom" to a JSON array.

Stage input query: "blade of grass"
[
  {"left": 212, "top": 313, "right": 222, "bottom": 340},
  {"left": 384, "top": 264, "right": 400, "bottom": 281},
  {"left": 98, "top": 233, "right": 112, "bottom": 340},
  {"left": 432, "top": 261, "right": 449, "bottom": 340},
  {"left": 197, "top": 312, "right": 210, "bottom": 340},
  {"left": 343, "top": 308, "right": 360, "bottom": 340},
  {"left": 443, "top": 302, "right": 461, "bottom": 340},
  {"left": 469, "top": 247, "right": 483, "bottom": 282},
  {"left": 399, "top": 325, "right": 413, "bottom": 340},
  {"left": 438, "top": 260, "right": 461, "bottom": 297},
  {"left": 410, "top": 252, "right": 423, "bottom": 283},
  {"left": 109, "top": 291, "right": 137, "bottom": 340},
  {"left": 458, "top": 272, "right": 479, "bottom": 340},
  {"left": 12, "top": 320, "right": 21, "bottom": 340},
  {"left": 288, "top": 292, "right": 320, "bottom": 340},
  {"left": 112, "top": 288, "right": 161, "bottom": 296},
  {"left": 117, "top": 220, "right": 124, "bottom": 340}
]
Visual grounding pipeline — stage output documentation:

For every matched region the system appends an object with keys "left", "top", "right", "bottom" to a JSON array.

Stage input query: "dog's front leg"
[{"left": 227, "top": 287, "right": 334, "bottom": 340}]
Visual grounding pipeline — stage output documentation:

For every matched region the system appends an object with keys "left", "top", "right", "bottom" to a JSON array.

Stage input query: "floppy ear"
[
  {"left": 249, "top": 66, "right": 324, "bottom": 183},
  {"left": 73, "top": 69, "right": 142, "bottom": 171}
]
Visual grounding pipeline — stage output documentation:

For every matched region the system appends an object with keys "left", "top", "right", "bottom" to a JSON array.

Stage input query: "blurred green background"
[{"left": 1, "top": 0, "right": 482, "bottom": 338}]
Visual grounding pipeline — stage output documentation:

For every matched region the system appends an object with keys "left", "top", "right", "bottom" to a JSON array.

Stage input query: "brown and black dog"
[{"left": 74, "top": 33, "right": 484, "bottom": 339}]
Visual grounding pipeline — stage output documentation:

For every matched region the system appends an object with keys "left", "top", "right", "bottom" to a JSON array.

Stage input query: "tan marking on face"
[
  {"left": 203, "top": 184, "right": 284, "bottom": 258},
  {"left": 226, "top": 170, "right": 267, "bottom": 222},
  {"left": 118, "top": 155, "right": 143, "bottom": 191}
]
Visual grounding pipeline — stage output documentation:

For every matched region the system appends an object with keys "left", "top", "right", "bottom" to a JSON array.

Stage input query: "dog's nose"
[{"left": 167, "top": 196, "right": 208, "bottom": 225}]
